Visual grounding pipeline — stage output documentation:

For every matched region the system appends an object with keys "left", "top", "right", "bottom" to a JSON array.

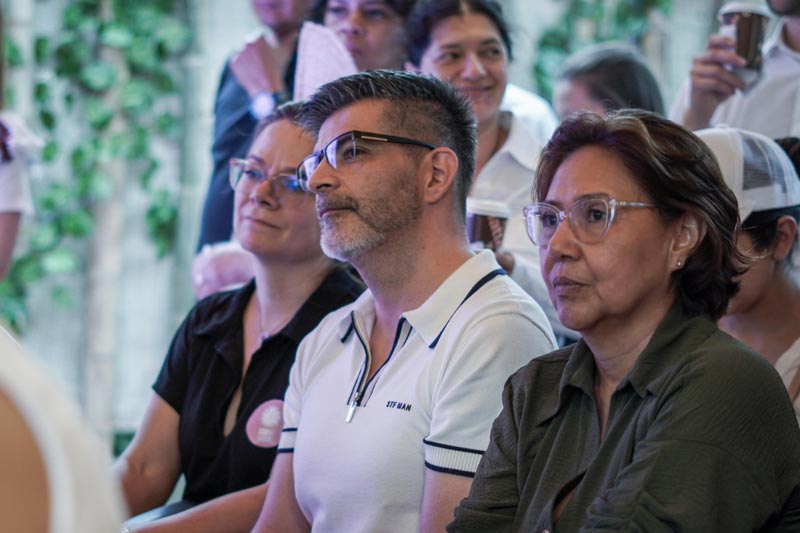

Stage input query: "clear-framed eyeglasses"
[
  {"left": 229, "top": 158, "right": 308, "bottom": 200},
  {"left": 297, "top": 130, "right": 436, "bottom": 192},
  {"left": 523, "top": 195, "right": 657, "bottom": 247}
]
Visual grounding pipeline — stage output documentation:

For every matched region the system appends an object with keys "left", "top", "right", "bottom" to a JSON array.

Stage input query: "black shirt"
[{"left": 153, "top": 267, "right": 363, "bottom": 503}]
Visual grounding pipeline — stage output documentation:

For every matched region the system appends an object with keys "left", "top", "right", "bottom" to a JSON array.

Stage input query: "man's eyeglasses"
[
  {"left": 229, "top": 158, "right": 307, "bottom": 198},
  {"left": 297, "top": 130, "right": 436, "bottom": 192},
  {"left": 523, "top": 195, "right": 656, "bottom": 247}
]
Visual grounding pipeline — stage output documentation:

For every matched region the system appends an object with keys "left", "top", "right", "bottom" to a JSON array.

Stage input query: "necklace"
[{"left": 255, "top": 302, "right": 294, "bottom": 344}]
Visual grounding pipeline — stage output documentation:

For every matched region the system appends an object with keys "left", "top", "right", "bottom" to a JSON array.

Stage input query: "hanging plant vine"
[{"left": 0, "top": 0, "right": 191, "bottom": 331}]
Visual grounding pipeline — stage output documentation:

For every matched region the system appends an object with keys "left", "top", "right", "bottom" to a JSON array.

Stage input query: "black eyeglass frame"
[{"left": 296, "top": 130, "right": 437, "bottom": 192}]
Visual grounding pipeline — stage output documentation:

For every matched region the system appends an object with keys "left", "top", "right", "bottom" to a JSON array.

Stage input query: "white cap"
[
  {"left": 718, "top": 2, "right": 771, "bottom": 18},
  {"left": 466, "top": 198, "right": 512, "bottom": 219},
  {"left": 696, "top": 126, "right": 800, "bottom": 220}
]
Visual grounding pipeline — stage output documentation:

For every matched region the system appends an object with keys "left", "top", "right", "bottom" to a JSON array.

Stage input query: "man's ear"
[
  {"left": 772, "top": 215, "right": 798, "bottom": 262},
  {"left": 671, "top": 212, "right": 705, "bottom": 270},
  {"left": 422, "top": 148, "right": 459, "bottom": 205}
]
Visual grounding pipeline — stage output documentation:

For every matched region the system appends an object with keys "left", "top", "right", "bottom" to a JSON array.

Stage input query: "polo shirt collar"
[
  {"left": 194, "top": 279, "right": 255, "bottom": 340},
  {"left": 545, "top": 302, "right": 717, "bottom": 419},
  {"left": 494, "top": 111, "right": 541, "bottom": 172},
  {"left": 336, "top": 251, "right": 503, "bottom": 347},
  {"left": 282, "top": 267, "right": 364, "bottom": 344},
  {"left": 765, "top": 19, "right": 800, "bottom": 61},
  {"left": 197, "top": 268, "right": 361, "bottom": 350},
  {"left": 405, "top": 250, "right": 502, "bottom": 347}
]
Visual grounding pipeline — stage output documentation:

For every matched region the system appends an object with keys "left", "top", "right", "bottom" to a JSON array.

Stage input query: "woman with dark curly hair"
[{"left": 449, "top": 110, "right": 800, "bottom": 532}]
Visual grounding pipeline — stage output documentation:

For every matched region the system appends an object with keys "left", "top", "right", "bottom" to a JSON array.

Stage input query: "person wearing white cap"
[
  {"left": 697, "top": 126, "right": 800, "bottom": 424},
  {"left": 670, "top": 0, "right": 800, "bottom": 138}
]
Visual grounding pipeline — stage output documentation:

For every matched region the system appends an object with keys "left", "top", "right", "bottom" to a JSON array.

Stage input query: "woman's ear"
[
  {"left": 422, "top": 148, "right": 459, "bottom": 205},
  {"left": 671, "top": 212, "right": 705, "bottom": 270},
  {"left": 772, "top": 216, "right": 798, "bottom": 262}
]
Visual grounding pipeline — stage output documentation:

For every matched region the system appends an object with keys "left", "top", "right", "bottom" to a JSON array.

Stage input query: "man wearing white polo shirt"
[{"left": 252, "top": 70, "right": 556, "bottom": 533}]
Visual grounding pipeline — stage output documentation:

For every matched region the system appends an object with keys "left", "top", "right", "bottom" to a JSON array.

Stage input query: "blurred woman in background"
[
  {"left": 406, "top": 0, "right": 570, "bottom": 340},
  {"left": 700, "top": 127, "right": 800, "bottom": 424},
  {"left": 552, "top": 42, "right": 664, "bottom": 120}
]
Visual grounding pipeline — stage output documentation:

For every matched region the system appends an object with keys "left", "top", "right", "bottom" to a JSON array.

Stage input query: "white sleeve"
[
  {"left": 668, "top": 80, "right": 692, "bottom": 126},
  {"left": 423, "top": 311, "right": 555, "bottom": 476},
  {"left": 277, "top": 337, "right": 309, "bottom": 453}
]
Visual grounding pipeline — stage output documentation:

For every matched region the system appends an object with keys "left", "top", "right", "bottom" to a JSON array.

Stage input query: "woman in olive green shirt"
[{"left": 449, "top": 111, "right": 800, "bottom": 532}]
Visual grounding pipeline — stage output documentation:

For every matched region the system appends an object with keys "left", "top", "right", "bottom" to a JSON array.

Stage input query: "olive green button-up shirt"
[{"left": 450, "top": 304, "right": 800, "bottom": 532}]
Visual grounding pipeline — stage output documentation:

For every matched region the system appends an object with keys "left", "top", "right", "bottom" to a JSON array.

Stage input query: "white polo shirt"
[
  {"left": 670, "top": 19, "right": 800, "bottom": 137},
  {"left": 278, "top": 251, "right": 556, "bottom": 532}
]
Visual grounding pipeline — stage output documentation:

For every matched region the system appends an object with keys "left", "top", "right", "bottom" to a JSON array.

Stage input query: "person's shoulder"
[
  {"left": 689, "top": 327, "right": 782, "bottom": 389},
  {"left": 509, "top": 346, "right": 572, "bottom": 386}
]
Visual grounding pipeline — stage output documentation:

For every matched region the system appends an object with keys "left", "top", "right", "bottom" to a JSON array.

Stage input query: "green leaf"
[
  {"left": 36, "top": 184, "right": 75, "bottom": 212},
  {"left": 62, "top": 5, "right": 84, "bottom": 30},
  {"left": 154, "top": 112, "right": 178, "bottom": 136},
  {"left": 42, "top": 141, "right": 58, "bottom": 163},
  {"left": 78, "top": 171, "right": 113, "bottom": 201},
  {"left": 39, "top": 109, "right": 57, "bottom": 131},
  {"left": 151, "top": 70, "right": 176, "bottom": 93},
  {"left": 119, "top": 79, "right": 154, "bottom": 116},
  {"left": 14, "top": 256, "right": 45, "bottom": 284},
  {"left": 34, "top": 37, "right": 50, "bottom": 64},
  {"left": 4, "top": 37, "right": 23, "bottom": 67},
  {"left": 34, "top": 82, "right": 51, "bottom": 105},
  {"left": 80, "top": 61, "right": 117, "bottom": 92},
  {"left": 41, "top": 249, "right": 81, "bottom": 275},
  {"left": 157, "top": 18, "right": 191, "bottom": 55},
  {"left": 0, "top": 293, "right": 28, "bottom": 334},
  {"left": 138, "top": 158, "right": 158, "bottom": 188},
  {"left": 51, "top": 285, "right": 74, "bottom": 308},
  {"left": 126, "top": 127, "right": 149, "bottom": 159},
  {"left": 29, "top": 222, "right": 60, "bottom": 251},
  {"left": 70, "top": 143, "right": 98, "bottom": 175},
  {"left": 84, "top": 98, "right": 113, "bottom": 130},
  {"left": 146, "top": 189, "right": 177, "bottom": 257},
  {"left": 61, "top": 210, "right": 95, "bottom": 237},
  {"left": 127, "top": 38, "right": 159, "bottom": 72},
  {"left": 100, "top": 23, "right": 134, "bottom": 49},
  {"left": 54, "top": 38, "right": 91, "bottom": 77}
]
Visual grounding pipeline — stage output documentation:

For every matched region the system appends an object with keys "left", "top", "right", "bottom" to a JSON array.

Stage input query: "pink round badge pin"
[{"left": 245, "top": 399, "right": 284, "bottom": 448}]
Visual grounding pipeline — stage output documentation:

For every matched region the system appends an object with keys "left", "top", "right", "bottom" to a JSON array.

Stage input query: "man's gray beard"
[{"left": 320, "top": 227, "right": 386, "bottom": 262}]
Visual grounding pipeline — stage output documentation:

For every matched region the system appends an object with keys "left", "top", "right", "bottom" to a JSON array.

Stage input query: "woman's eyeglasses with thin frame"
[
  {"left": 229, "top": 158, "right": 307, "bottom": 198},
  {"left": 523, "top": 195, "right": 657, "bottom": 247}
]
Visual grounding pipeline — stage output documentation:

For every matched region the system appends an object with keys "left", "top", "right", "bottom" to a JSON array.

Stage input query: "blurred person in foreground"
[
  {"left": 0, "top": 327, "right": 124, "bottom": 533},
  {"left": 406, "top": 0, "right": 569, "bottom": 340},
  {"left": 252, "top": 70, "right": 556, "bottom": 533},
  {"left": 449, "top": 110, "right": 800, "bottom": 531},
  {"left": 115, "top": 103, "right": 363, "bottom": 533},
  {"left": 552, "top": 41, "right": 664, "bottom": 120},
  {"left": 699, "top": 127, "right": 800, "bottom": 424},
  {"left": 670, "top": 0, "right": 800, "bottom": 137}
]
